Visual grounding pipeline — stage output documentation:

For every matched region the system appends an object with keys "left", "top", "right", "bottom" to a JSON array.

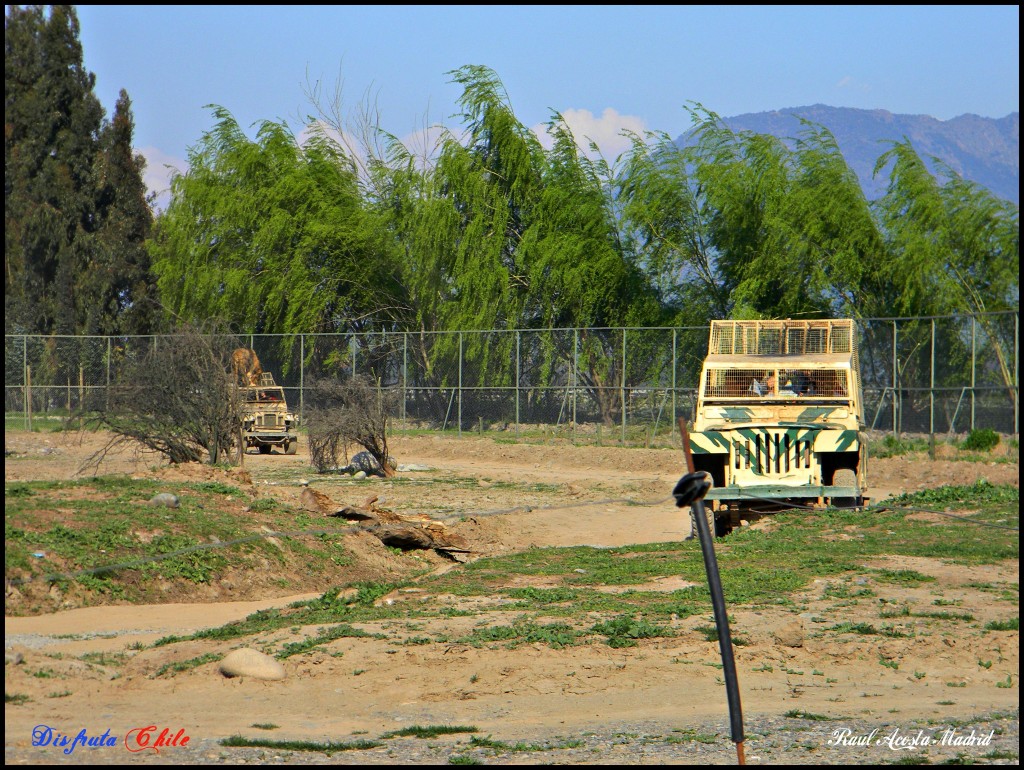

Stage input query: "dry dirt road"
[{"left": 5, "top": 429, "right": 1020, "bottom": 765}]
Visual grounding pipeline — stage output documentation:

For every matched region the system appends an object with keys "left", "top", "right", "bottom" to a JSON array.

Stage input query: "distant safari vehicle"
[
  {"left": 239, "top": 372, "right": 298, "bottom": 455},
  {"left": 690, "top": 319, "right": 867, "bottom": 532}
]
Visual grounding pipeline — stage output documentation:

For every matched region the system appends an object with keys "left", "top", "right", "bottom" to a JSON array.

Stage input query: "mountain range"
[{"left": 677, "top": 105, "right": 1019, "bottom": 205}]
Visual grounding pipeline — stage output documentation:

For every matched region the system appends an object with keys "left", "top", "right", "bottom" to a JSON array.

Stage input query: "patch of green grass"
[
  {"left": 910, "top": 610, "right": 975, "bottom": 622},
  {"left": 276, "top": 624, "right": 375, "bottom": 659},
  {"left": 666, "top": 728, "right": 719, "bottom": 744},
  {"left": 830, "top": 621, "right": 878, "bottom": 635},
  {"left": 784, "top": 710, "right": 834, "bottom": 721},
  {"left": 458, "top": 620, "right": 582, "bottom": 649},
  {"left": 871, "top": 434, "right": 930, "bottom": 458},
  {"left": 692, "top": 623, "right": 749, "bottom": 645},
  {"left": 5, "top": 693, "right": 30, "bottom": 705},
  {"left": 79, "top": 651, "right": 128, "bottom": 667},
  {"left": 153, "top": 652, "right": 224, "bottom": 678},
  {"left": 467, "top": 734, "right": 585, "bottom": 752},
  {"left": 591, "top": 614, "right": 673, "bottom": 648},
  {"left": 995, "top": 675, "right": 1013, "bottom": 689},
  {"left": 984, "top": 617, "right": 1018, "bottom": 631},
  {"left": 871, "top": 569, "right": 935, "bottom": 586},
  {"left": 251, "top": 723, "right": 279, "bottom": 730},
  {"left": 220, "top": 735, "right": 381, "bottom": 753},
  {"left": 379, "top": 725, "right": 478, "bottom": 739},
  {"left": 981, "top": 750, "right": 1018, "bottom": 761},
  {"left": 448, "top": 756, "right": 484, "bottom": 765}
]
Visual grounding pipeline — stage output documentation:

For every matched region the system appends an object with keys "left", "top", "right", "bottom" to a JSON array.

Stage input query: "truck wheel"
[
  {"left": 832, "top": 469, "right": 858, "bottom": 508},
  {"left": 285, "top": 441, "right": 297, "bottom": 455},
  {"left": 258, "top": 444, "right": 272, "bottom": 455}
]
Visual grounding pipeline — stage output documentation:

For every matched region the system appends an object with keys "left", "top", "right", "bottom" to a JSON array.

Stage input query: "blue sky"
[{"left": 74, "top": 5, "right": 1019, "bottom": 208}]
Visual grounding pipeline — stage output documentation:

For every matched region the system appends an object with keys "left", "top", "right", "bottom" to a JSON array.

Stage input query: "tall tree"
[
  {"left": 5, "top": 4, "right": 156, "bottom": 335},
  {"left": 89, "top": 89, "right": 158, "bottom": 334},
  {"left": 150, "top": 108, "right": 402, "bottom": 361}
]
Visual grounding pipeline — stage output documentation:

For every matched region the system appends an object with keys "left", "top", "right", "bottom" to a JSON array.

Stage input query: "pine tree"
[{"left": 5, "top": 5, "right": 156, "bottom": 335}]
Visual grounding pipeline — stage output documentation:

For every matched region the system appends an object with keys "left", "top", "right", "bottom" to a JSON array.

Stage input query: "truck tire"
[
  {"left": 285, "top": 440, "right": 297, "bottom": 455},
  {"left": 258, "top": 444, "right": 272, "bottom": 455},
  {"left": 832, "top": 469, "right": 858, "bottom": 508}
]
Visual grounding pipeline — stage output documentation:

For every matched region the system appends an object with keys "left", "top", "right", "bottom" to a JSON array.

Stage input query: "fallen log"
[{"left": 299, "top": 487, "right": 472, "bottom": 558}]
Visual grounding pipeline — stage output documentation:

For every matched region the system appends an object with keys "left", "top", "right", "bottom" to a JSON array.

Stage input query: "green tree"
[
  {"left": 871, "top": 140, "right": 1019, "bottom": 396},
  {"left": 5, "top": 4, "right": 156, "bottom": 336},
  {"left": 88, "top": 89, "right": 159, "bottom": 334},
  {"left": 150, "top": 107, "right": 403, "bottom": 369}
]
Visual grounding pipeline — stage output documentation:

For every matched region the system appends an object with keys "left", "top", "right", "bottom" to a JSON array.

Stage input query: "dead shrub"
[
  {"left": 306, "top": 376, "right": 397, "bottom": 476},
  {"left": 79, "top": 324, "right": 245, "bottom": 470}
]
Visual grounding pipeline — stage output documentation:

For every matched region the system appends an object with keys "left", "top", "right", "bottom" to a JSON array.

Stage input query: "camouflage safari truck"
[
  {"left": 690, "top": 319, "right": 867, "bottom": 530},
  {"left": 239, "top": 372, "right": 298, "bottom": 455}
]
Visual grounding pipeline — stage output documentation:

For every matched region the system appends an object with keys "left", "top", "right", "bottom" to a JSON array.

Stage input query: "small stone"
[{"left": 147, "top": 493, "right": 180, "bottom": 508}]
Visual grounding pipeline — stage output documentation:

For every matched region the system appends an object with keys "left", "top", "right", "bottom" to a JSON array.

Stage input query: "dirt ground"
[{"left": 4, "top": 429, "right": 1020, "bottom": 765}]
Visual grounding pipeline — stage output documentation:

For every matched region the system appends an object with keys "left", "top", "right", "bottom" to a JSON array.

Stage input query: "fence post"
[
  {"left": 572, "top": 328, "right": 578, "bottom": 441},
  {"left": 621, "top": 328, "right": 627, "bottom": 445},
  {"left": 458, "top": 331, "right": 463, "bottom": 437},
  {"left": 515, "top": 331, "right": 520, "bottom": 439},
  {"left": 23, "top": 335, "right": 28, "bottom": 430},
  {"left": 970, "top": 316, "right": 976, "bottom": 432},
  {"left": 1015, "top": 312, "right": 1019, "bottom": 436},
  {"left": 930, "top": 319, "right": 935, "bottom": 438},
  {"left": 892, "top": 320, "right": 898, "bottom": 436},
  {"left": 672, "top": 328, "right": 678, "bottom": 427},
  {"left": 299, "top": 334, "right": 305, "bottom": 426},
  {"left": 403, "top": 332, "right": 408, "bottom": 426}
]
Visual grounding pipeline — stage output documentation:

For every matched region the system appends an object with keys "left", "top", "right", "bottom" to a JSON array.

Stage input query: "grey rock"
[{"left": 147, "top": 493, "right": 180, "bottom": 508}]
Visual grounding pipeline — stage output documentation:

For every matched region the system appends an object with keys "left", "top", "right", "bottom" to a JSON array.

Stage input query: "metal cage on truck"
[{"left": 690, "top": 319, "right": 868, "bottom": 523}]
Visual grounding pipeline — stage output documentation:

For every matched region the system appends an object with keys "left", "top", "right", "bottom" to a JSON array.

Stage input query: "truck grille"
[
  {"left": 732, "top": 431, "right": 813, "bottom": 475},
  {"left": 257, "top": 413, "right": 283, "bottom": 428}
]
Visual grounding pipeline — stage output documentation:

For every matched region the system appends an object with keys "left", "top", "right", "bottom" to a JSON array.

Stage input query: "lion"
[{"left": 231, "top": 348, "right": 263, "bottom": 387}]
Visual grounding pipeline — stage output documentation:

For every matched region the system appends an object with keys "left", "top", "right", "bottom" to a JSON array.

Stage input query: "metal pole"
[
  {"left": 572, "top": 328, "right": 578, "bottom": 441},
  {"left": 403, "top": 332, "right": 408, "bottom": 426},
  {"left": 458, "top": 331, "right": 463, "bottom": 437},
  {"left": 621, "top": 328, "right": 627, "bottom": 445},
  {"left": 930, "top": 319, "right": 935, "bottom": 437},
  {"left": 1015, "top": 313, "right": 1019, "bottom": 436},
  {"left": 299, "top": 334, "right": 305, "bottom": 426},
  {"left": 351, "top": 334, "right": 357, "bottom": 379},
  {"left": 515, "top": 331, "right": 520, "bottom": 439},
  {"left": 672, "top": 328, "right": 678, "bottom": 427},
  {"left": 675, "top": 418, "right": 746, "bottom": 765},
  {"left": 892, "top": 320, "right": 898, "bottom": 436},
  {"left": 23, "top": 335, "right": 28, "bottom": 430},
  {"left": 970, "top": 316, "right": 976, "bottom": 432}
]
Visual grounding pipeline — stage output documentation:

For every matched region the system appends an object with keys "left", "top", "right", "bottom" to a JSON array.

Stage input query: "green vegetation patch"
[
  {"left": 379, "top": 725, "right": 478, "bottom": 739},
  {"left": 4, "top": 476, "right": 359, "bottom": 607},
  {"left": 220, "top": 736, "right": 381, "bottom": 753}
]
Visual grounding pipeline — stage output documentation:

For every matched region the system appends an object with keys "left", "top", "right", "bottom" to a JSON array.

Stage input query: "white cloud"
[
  {"left": 138, "top": 146, "right": 186, "bottom": 213},
  {"left": 532, "top": 107, "right": 647, "bottom": 160},
  {"left": 836, "top": 75, "right": 872, "bottom": 94}
]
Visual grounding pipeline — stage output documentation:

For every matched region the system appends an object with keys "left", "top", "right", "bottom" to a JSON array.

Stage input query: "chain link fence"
[{"left": 6, "top": 312, "right": 1019, "bottom": 440}]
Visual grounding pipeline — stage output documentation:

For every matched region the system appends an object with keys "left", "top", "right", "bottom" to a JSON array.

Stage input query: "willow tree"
[
  {"left": 150, "top": 108, "right": 403, "bottom": 372},
  {"left": 352, "top": 65, "right": 548, "bottom": 423},
  {"left": 870, "top": 140, "right": 1019, "bottom": 399},
  {"left": 618, "top": 126, "right": 729, "bottom": 323},
  {"left": 519, "top": 115, "right": 665, "bottom": 425}
]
